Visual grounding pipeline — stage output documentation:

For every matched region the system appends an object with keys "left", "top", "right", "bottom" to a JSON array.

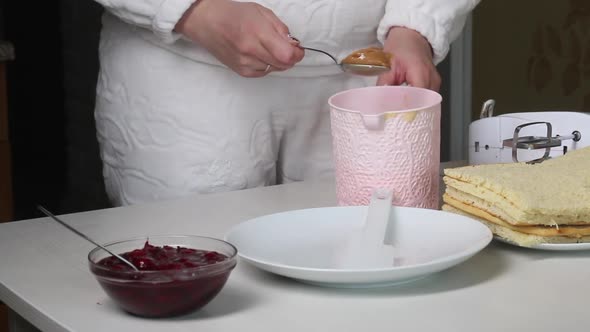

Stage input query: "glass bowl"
[{"left": 88, "top": 235, "right": 237, "bottom": 318}]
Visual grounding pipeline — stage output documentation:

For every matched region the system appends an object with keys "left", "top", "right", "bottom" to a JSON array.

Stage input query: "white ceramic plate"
[
  {"left": 493, "top": 236, "right": 590, "bottom": 251},
  {"left": 225, "top": 206, "right": 492, "bottom": 288}
]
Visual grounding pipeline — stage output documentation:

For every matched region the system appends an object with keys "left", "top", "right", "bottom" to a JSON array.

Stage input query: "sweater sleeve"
[
  {"left": 94, "top": 0, "right": 198, "bottom": 43},
  {"left": 377, "top": 0, "right": 481, "bottom": 64}
]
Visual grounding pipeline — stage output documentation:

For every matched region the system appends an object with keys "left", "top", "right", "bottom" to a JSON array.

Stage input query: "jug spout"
[{"left": 361, "top": 114, "right": 386, "bottom": 131}]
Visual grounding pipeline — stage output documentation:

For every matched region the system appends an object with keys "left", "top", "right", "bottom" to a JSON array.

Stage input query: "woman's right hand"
[{"left": 175, "top": 0, "right": 304, "bottom": 77}]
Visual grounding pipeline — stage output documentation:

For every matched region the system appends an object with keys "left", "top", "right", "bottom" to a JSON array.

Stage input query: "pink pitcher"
[{"left": 328, "top": 86, "right": 442, "bottom": 209}]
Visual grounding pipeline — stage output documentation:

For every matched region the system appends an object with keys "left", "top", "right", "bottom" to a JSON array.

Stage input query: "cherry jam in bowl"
[{"left": 88, "top": 235, "right": 237, "bottom": 318}]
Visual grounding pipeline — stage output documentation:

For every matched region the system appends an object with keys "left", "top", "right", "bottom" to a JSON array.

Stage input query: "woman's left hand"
[{"left": 377, "top": 27, "right": 441, "bottom": 92}]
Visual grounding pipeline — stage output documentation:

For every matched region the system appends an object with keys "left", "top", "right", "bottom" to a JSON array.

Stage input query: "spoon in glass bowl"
[
  {"left": 37, "top": 205, "right": 139, "bottom": 271},
  {"left": 289, "top": 35, "right": 391, "bottom": 76}
]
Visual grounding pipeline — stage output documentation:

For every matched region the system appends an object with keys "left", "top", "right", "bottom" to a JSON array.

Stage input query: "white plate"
[
  {"left": 493, "top": 236, "right": 590, "bottom": 251},
  {"left": 225, "top": 206, "right": 492, "bottom": 288}
]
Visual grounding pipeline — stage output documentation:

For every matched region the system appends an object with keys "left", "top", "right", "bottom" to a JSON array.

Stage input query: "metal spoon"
[
  {"left": 37, "top": 205, "right": 139, "bottom": 271},
  {"left": 289, "top": 35, "right": 390, "bottom": 76}
]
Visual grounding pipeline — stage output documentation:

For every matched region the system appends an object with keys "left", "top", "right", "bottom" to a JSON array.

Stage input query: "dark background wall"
[
  {"left": 472, "top": 0, "right": 590, "bottom": 116},
  {"left": 4, "top": 0, "right": 109, "bottom": 220},
  {"left": 2, "top": 0, "right": 452, "bottom": 221},
  {"left": 59, "top": 1, "right": 110, "bottom": 215}
]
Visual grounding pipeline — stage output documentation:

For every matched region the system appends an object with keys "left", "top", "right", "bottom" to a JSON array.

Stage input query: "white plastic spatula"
[{"left": 334, "top": 188, "right": 396, "bottom": 269}]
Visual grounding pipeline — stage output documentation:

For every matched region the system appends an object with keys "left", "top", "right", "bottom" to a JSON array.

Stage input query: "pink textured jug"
[{"left": 328, "top": 86, "right": 441, "bottom": 209}]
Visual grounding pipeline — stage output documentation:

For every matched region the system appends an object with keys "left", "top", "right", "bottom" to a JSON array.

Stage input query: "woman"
[{"left": 93, "top": 0, "right": 480, "bottom": 206}]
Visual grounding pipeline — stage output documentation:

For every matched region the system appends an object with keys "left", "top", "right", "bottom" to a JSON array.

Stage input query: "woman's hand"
[
  {"left": 377, "top": 27, "right": 441, "bottom": 91},
  {"left": 175, "top": 0, "right": 304, "bottom": 77}
]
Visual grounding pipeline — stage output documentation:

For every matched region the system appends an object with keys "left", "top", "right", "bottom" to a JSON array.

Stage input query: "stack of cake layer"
[{"left": 442, "top": 147, "right": 590, "bottom": 247}]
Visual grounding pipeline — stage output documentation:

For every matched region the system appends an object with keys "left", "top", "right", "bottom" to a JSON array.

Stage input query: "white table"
[{"left": 1, "top": 180, "right": 590, "bottom": 332}]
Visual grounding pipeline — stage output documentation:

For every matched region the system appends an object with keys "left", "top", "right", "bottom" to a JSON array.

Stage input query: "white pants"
[{"left": 95, "top": 26, "right": 374, "bottom": 206}]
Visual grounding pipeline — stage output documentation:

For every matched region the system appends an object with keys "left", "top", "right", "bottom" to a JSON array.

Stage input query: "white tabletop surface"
[{"left": 1, "top": 179, "right": 589, "bottom": 332}]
